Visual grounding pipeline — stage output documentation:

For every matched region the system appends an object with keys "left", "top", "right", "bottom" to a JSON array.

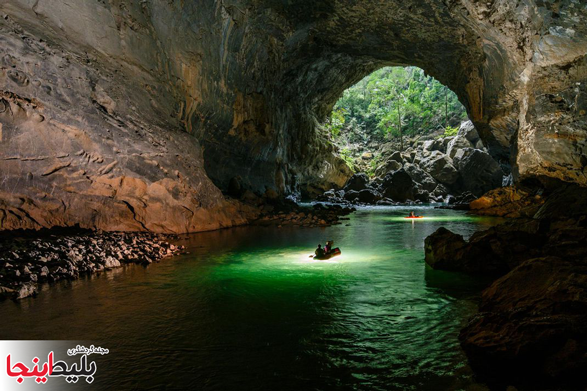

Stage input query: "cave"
[
  {"left": 1, "top": 1, "right": 586, "bottom": 389},
  {"left": 0, "top": 0, "right": 584, "bottom": 233}
]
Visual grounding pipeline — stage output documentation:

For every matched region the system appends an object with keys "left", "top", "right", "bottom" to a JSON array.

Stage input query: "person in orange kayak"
[{"left": 408, "top": 211, "right": 420, "bottom": 218}]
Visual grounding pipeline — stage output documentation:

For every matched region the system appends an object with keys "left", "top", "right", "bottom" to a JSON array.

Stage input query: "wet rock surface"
[
  {"left": 460, "top": 255, "right": 587, "bottom": 387},
  {"left": 425, "top": 219, "right": 546, "bottom": 275},
  {"left": 425, "top": 184, "right": 587, "bottom": 387},
  {"left": 0, "top": 230, "right": 184, "bottom": 300}
]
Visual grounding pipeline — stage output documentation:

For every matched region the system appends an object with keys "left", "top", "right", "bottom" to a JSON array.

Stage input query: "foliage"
[
  {"left": 442, "top": 125, "right": 459, "bottom": 137},
  {"left": 331, "top": 66, "right": 467, "bottom": 142},
  {"left": 324, "top": 108, "right": 346, "bottom": 138},
  {"left": 339, "top": 148, "right": 356, "bottom": 172},
  {"left": 367, "top": 155, "right": 381, "bottom": 178}
]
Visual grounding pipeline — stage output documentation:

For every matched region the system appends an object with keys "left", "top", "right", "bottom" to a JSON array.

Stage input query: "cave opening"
[
  {"left": 322, "top": 65, "right": 470, "bottom": 176},
  {"left": 315, "top": 66, "right": 505, "bottom": 205}
]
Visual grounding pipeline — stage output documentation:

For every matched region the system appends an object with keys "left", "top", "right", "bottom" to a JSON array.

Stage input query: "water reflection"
[{"left": 0, "top": 206, "right": 500, "bottom": 390}]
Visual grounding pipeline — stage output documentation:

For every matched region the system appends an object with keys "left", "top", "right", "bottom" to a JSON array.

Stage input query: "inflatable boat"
[{"left": 314, "top": 248, "right": 341, "bottom": 260}]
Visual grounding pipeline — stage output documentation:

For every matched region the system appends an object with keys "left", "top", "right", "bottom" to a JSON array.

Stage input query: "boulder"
[
  {"left": 414, "top": 189, "right": 430, "bottom": 203},
  {"left": 343, "top": 173, "right": 370, "bottom": 192},
  {"left": 422, "top": 140, "right": 435, "bottom": 151},
  {"left": 104, "top": 256, "right": 122, "bottom": 269},
  {"left": 424, "top": 227, "right": 467, "bottom": 270},
  {"left": 376, "top": 198, "right": 395, "bottom": 206},
  {"left": 403, "top": 163, "right": 438, "bottom": 192},
  {"left": 420, "top": 151, "right": 459, "bottom": 185},
  {"left": 409, "top": 151, "right": 417, "bottom": 162},
  {"left": 454, "top": 148, "right": 504, "bottom": 197},
  {"left": 375, "top": 159, "right": 402, "bottom": 177},
  {"left": 343, "top": 190, "right": 360, "bottom": 202},
  {"left": 422, "top": 139, "right": 444, "bottom": 152},
  {"left": 357, "top": 189, "right": 382, "bottom": 204},
  {"left": 446, "top": 135, "right": 474, "bottom": 158},
  {"left": 432, "top": 183, "right": 450, "bottom": 198},
  {"left": 441, "top": 136, "right": 454, "bottom": 152},
  {"left": 15, "top": 282, "right": 38, "bottom": 300},
  {"left": 460, "top": 256, "right": 587, "bottom": 384},
  {"left": 456, "top": 120, "right": 480, "bottom": 144},
  {"left": 424, "top": 220, "right": 546, "bottom": 275},
  {"left": 381, "top": 169, "right": 415, "bottom": 202},
  {"left": 361, "top": 152, "right": 374, "bottom": 160},
  {"left": 389, "top": 151, "right": 403, "bottom": 163}
]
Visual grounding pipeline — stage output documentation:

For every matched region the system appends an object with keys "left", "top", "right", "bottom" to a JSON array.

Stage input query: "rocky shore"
[
  {"left": 317, "top": 121, "right": 507, "bottom": 206},
  {"left": 254, "top": 202, "right": 355, "bottom": 228},
  {"left": 425, "top": 184, "right": 587, "bottom": 387},
  {"left": 0, "top": 200, "right": 355, "bottom": 301},
  {"left": 0, "top": 230, "right": 184, "bottom": 300}
]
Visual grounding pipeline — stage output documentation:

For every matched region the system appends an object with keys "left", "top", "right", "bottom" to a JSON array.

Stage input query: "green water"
[{"left": 0, "top": 206, "right": 500, "bottom": 390}]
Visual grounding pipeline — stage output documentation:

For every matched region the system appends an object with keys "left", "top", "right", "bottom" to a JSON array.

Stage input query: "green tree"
[{"left": 330, "top": 66, "right": 467, "bottom": 144}]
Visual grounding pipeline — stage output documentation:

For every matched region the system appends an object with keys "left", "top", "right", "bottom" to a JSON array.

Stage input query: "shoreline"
[
  {"left": 0, "top": 230, "right": 185, "bottom": 300},
  {"left": 0, "top": 202, "right": 356, "bottom": 300}
]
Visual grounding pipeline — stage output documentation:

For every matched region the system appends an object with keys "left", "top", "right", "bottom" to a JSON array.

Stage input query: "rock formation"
[
  {"left": 0, "top": 1, "right": 585, "bottom": 233},
  {"left": 317, "top": 121, "right": 506, "bottom": 205},
  {"left": 425, "top": 184, "right": 587, "bottom": 386}
]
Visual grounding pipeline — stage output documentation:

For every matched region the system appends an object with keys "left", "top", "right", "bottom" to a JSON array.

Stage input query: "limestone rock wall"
[
  {"left": 0, "top": 1, "right": 255, "bottom": 233},
  {"left": 0, "top": 0, "right": 585, "bottom": 232}
]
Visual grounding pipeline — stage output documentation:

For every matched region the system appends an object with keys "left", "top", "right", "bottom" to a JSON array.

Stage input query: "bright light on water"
[{"left": 0, "top": 206, "right": 502, "bottom": 390}]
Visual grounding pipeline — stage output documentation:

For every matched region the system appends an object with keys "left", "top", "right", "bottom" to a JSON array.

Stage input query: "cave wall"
[{"left": 0, "top": 0, "right": 585, "bottom": 232}]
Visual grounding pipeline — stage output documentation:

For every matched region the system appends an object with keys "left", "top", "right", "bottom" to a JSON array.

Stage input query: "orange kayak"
[{"left": 404, "top": 216, "right": 424, "bottom": 219}]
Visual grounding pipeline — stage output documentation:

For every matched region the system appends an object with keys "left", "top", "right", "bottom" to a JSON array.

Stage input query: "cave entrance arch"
[
  {"left": 198, "top": 2, "right": 585, "bottom": 203},
  {"left": 323, "top": 66, "right": 471, "bottom": 176},
  {"left": 303, "top": 64, "right": 508, "bottom": 203}
]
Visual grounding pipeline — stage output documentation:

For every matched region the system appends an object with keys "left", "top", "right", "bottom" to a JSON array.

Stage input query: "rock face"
[
  {"left": 453, "top": 149, "right": 504, "bottom": 197},
  {"left": 470, "top": 186, "right": 544, "bottom": 217},
  {"left": 0, "top": 1, "right": 586, "bottom": 232},
  {"left": 426, "top": 184, "right": 587, "bottom": 386},
  {"left": 460, "top": 256, "right": 587, "bottom": 385},
  {"left": 420, "top": 152, "right": 459, "bottom": 186}
]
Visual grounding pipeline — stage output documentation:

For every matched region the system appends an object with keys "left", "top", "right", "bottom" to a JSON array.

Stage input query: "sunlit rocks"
[{"left": 469, "top": 186, "right": 544, "bottom": 218}]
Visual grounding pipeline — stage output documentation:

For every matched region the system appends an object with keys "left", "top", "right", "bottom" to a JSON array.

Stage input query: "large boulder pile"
[{"left": 317, "top": 121, "right": 506, "bottom": 205}]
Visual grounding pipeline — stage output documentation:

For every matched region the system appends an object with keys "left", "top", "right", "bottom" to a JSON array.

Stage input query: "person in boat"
[
  {"left": 315, "top": 244, "right": 325, "bottom": 258},
  {"left": 409, "top": 211, "right": 418, "bottom": 218},
  {"left": 325, "top": 240, "right": 335, "bottom": 254}
]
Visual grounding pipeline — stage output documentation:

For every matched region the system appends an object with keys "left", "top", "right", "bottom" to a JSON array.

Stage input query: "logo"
[{"left": 6, "top": 345, "right": 109, "bottom": 385}]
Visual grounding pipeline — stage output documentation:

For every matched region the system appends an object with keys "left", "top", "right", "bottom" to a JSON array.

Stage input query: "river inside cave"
[{"left": 0, "top": 207, "right": 503, "bottom": 390}]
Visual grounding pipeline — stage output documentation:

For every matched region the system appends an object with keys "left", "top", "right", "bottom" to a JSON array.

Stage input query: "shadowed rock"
[{"left": 460, "top": 256, "right": 587, "bottom": 386}]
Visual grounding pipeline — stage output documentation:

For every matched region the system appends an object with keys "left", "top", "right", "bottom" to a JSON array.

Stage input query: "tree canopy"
[{"left": 324, "top": 66, "right": 467, "bottom": 143}]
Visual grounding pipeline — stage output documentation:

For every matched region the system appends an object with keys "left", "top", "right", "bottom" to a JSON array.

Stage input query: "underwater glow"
[{"left": 0, "top": 206, "right": 501, "bottom": 390}]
